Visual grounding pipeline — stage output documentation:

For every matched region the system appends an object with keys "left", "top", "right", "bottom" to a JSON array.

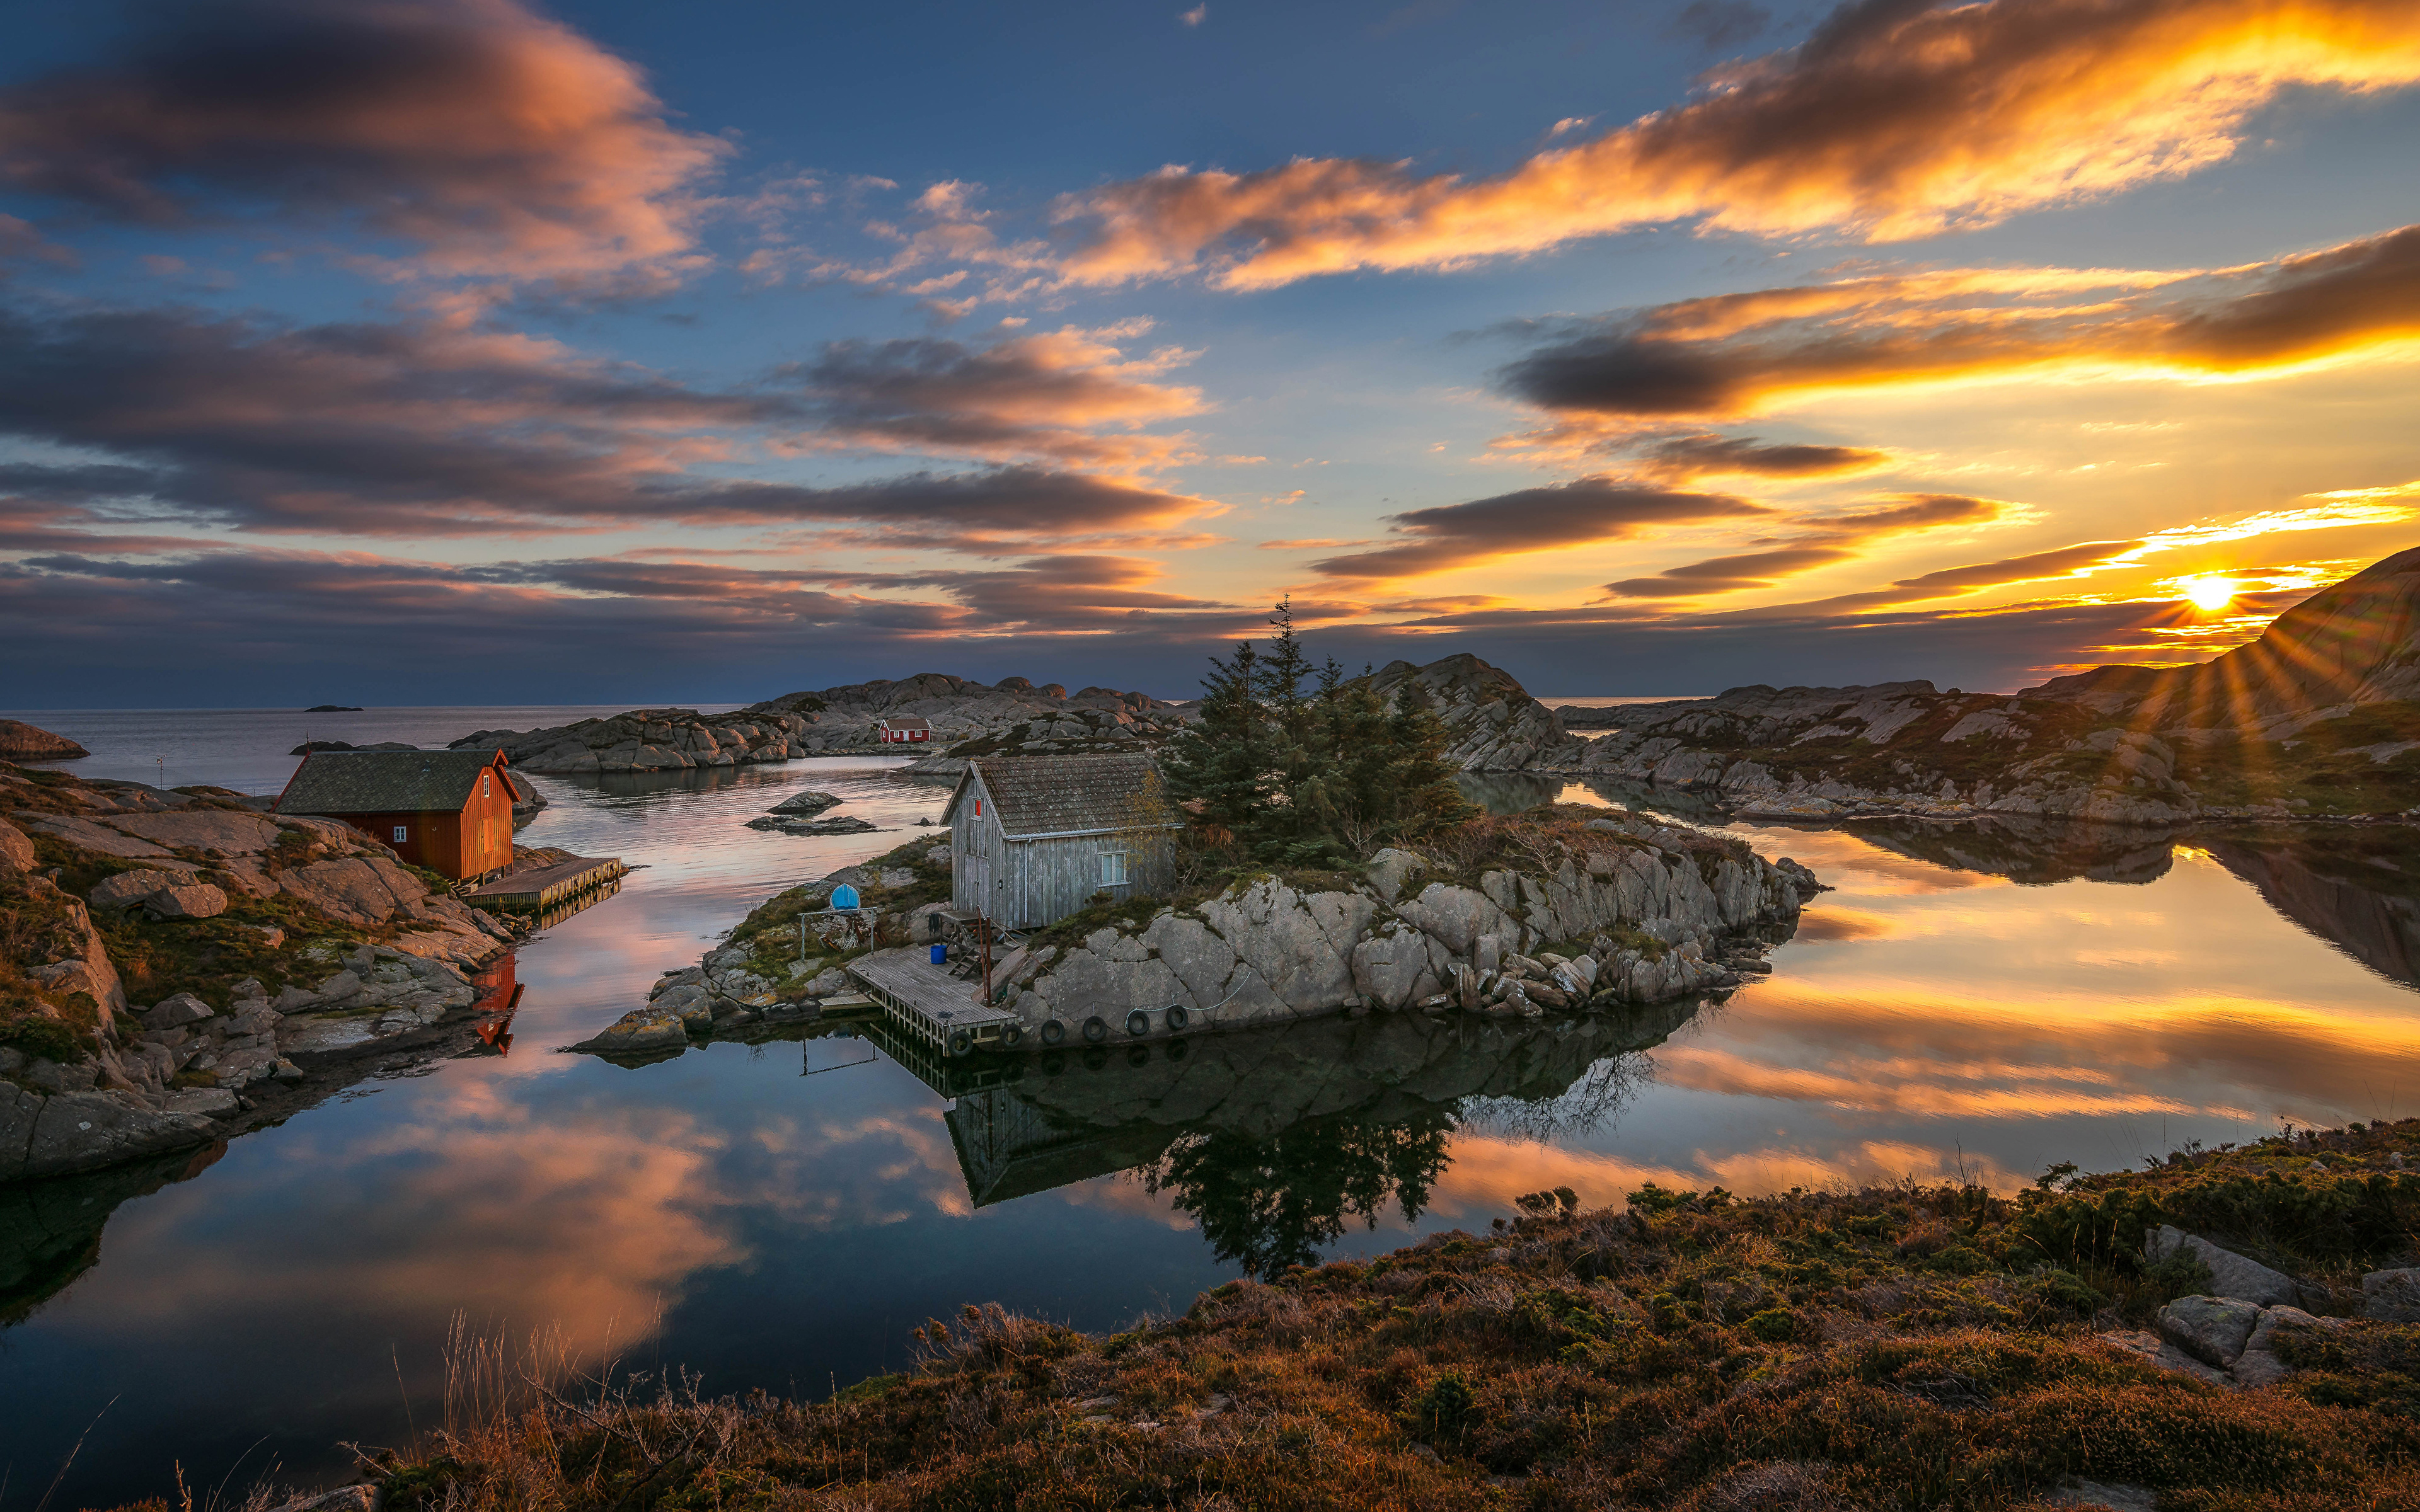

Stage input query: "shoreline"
[{"left": 149, "top": 1116, "right": 2420, "bottom": 1512}]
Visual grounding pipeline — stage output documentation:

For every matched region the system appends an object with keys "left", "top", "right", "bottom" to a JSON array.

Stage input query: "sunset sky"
[{"left": 4, "top": 0, "right": 2418, "bottom": 706}]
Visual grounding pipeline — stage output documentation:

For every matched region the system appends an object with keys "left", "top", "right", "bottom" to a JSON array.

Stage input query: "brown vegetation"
[{"left": 306, "top": 1121, "right": 2420, "bottom": 1512}]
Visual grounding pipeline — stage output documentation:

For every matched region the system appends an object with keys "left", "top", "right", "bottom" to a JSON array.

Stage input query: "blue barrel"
[
  {"left": 831, "top": 883, "right": 860, "bottom": 910},
  {"left": 929, "top": 942, "right": 947, "bottom": 965}
]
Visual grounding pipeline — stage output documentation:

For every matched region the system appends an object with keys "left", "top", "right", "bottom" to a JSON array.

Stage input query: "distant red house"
[
  {"left": 880, "top": 716, "right": 933, "bottom": 744},
  {"left": 274, "top": 748, "right": 519, "bottom": 880}
]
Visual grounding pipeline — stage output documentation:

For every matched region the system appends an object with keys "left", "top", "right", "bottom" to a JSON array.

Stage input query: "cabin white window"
[
  {"left": 393, "top": 825, "right": 408, "bottom": 843},
  {"left": 1100, "top": 850, "right": 1129, "bottom": 886},
  {"left": 483, "top": 772, "right": 492, "bottom": 798}
]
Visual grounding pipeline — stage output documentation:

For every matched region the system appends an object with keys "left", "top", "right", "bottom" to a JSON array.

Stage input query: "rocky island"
[
  {"left": 1, "top": 762, "right": 526, "bottom": 1181},
  {"left": 0, "top": 719, "right": 89, "bottom": 760}
]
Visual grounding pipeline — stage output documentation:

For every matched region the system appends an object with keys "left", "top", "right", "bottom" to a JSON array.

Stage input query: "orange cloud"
[
  {"left": 1504, "top": 222, "right": 2420, "bottom": 420},
  {"left": 776, "top": 321, "right": 1209, "bottom": 474},
  {"left": 1606, "top": 492, "right": 2007, "bottom": 598},
  {"left": 1053, "top": 0, "right": 2420, "bottom": 289},
  {"left": 1312, "top": 475, "right": 1768, "bottom": 580}
]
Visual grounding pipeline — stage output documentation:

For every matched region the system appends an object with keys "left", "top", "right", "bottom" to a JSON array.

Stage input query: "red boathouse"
[{"left": 275, "top": 748, "right": 519, "bottom": 881}]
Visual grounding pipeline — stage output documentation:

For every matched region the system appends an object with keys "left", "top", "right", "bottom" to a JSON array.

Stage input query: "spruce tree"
[
  {"left": 1381, "top": 677, "right": 1476, "bottom": 837},
  {"left": 1164, "top": 601, "right": 1477, "bottom": 864},
  {"left": 1161, "top": 639, "right": 1265, "bottom": 840}
]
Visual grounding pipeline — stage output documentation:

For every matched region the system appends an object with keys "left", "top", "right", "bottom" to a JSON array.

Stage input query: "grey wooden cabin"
[{"left": 943, "top": 755, "right": 1180, "bottom": 927}]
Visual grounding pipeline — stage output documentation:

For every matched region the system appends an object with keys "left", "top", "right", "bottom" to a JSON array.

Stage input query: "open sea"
[{"left": 5, "top": 704, "right": 2419, "bottom": 1506}]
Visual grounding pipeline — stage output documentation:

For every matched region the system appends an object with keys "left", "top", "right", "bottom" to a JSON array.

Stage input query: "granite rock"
[
  {"left": 2146, "top": 1225, "right": 2301, "bottom": 1307},
  {"left": 2157, "top": 1295, "right": 2263, "bottom": 1368}
]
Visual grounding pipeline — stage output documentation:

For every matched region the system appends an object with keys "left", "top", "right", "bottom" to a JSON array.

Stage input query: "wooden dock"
[
  {"left": 848, "top": 947, "right": 1025, "bottom": 1057},
  {"left": 463, "top": 854, "right": 628, "bottom": 915}
]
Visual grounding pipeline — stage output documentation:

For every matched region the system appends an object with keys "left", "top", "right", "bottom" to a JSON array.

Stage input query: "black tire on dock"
[
  {"left": 1042, "top": 1019, "right": 1066, "bottom": 1045},
  {"left": 1001, "top": 1023, "right": 1025, "bottom": 1048},
  {"left": 1125, "top": 1009, "right": 1151, "bottom": 1037},
  {"left": 1164, "top": 1004, "right": 1189, "bottom": 1031},
  {"left": 948, "top": 1029, "right": 973, "bottom": 1056},
  {"left": 1082, "top": 1016, "right": 1109, "bottom": 1044}
]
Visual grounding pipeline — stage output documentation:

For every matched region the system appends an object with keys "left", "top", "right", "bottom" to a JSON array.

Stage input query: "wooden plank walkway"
[
  {"left": 848, "top": 947, "right": 1025, "bottom": 1057},
  {"left": 463, "top": 854, "right": 628, "bottom": 915}
]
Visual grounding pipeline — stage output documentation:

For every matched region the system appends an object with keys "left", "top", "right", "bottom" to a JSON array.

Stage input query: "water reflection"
[
  {"left": 1, "top": 1145, "right": 225, "bottom": 1327},
  {"left": 936, "top": 1004, "right": 1688, "bottom": 1274},
  {"left": 16, "top": 719, "right": 2420, "bottom": 1511},
  {"left": 1847, "top": 815, "right": 2420, "bottom": 989}
]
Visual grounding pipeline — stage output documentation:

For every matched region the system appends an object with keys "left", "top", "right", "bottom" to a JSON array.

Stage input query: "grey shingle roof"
[
  {"left": 948, "top": 754, "right": 1179, "bottom": 838},
  {"left": 277, "top": 749, "right": 506, "bottom": 815}
]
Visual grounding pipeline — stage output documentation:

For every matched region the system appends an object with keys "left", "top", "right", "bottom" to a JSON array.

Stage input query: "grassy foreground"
[{"left": 307, "top": 1120, "right": 2420, "bottom": 1511}]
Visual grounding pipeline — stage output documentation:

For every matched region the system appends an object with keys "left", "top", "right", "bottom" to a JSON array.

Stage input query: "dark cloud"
[
  {"left": 1502, "top": 222, "right": 2420, "bottom": 420},
  {"left": 1056, "top": 0, "right": 2420, "bottom": 288},
  {"left": 1604, "top": 492, "right": 2004, "bottom": 598},
  {"left": 780, "top": 324, "right": 1204, "bottom": 470},
  {"left": 0, "top": 0, "right": 727, "bottom": 288},
  {"left": 1311, "top": 476, "right": 1766, "bottom": 580},
  {"left": 1637, "top": 432, "right": 1891, "bottom": 479},
  {"left": 1608, "top": 546, "right": 1855, "bottom": 597},
  {"left": 0, "top": 301, "right": 1217, "bottom": 542},
  {"left": 1712, "top": 538, "right": 2145, "bottom": 618}
]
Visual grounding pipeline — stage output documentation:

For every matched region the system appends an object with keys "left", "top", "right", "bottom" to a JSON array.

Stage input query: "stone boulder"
[
  {"left": 0, "top": 818, "right": 33, "bottom": 873},
  {"left": 2157, "top": 1295, "right": 2263, "bottom": 1368},
  {"left": 2362, "top": 1267, "right": 2420, "bottom": 1321},
  {"left": 768, "top": 791, "right": 842, "bottom": 814},
  {"left": 144, "top": 881, "right": 229, "bottom": 919},
  {"left": 142, "top": 993, "right": 216, "bottom": 1029},
  {"left": 570, "top": 1005, "right": 689, "bottom": 1056},
  {"left": 0, "top": 1083, "right": 214, "bottom": 1181},
  {"left": 89, "top": 868, "right": 199, "bottom": 910},
  {"left": 2145, "top": 1225, "right": 2301, "bottom": 1307}
]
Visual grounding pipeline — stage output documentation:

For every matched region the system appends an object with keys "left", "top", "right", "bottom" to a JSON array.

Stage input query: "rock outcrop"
[
  {"left": 2033, "top": 544, "right": 2420, "bottom": 731},
  {"left": 1564, "top": 547, "right": 2420, "bottom": 825},
  {"left": 1368, "top": 654, "right": 1587, "bottom": 771},
  {"left": 3, "top": 762, "right": 521, "bottom": 1182},
  {"left": 0, "top": 720, "right": 86, "bottom": 760},
  {"left": 998, "top": 806, "right": 1812, "bottom": 1038},
  {"left": 450, "top": 708, "right": 818, "bottom": 775}
]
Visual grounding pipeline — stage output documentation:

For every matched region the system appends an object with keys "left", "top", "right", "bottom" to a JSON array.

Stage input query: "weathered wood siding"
[
  {"left": 997, "top": 832, "right": 1170, "bottom": 926},
  {"left": 951, "top": 770, "right": 1015, "bottom": 919},
  {"left": 948, "top": 769, "right": 1178, "bottom": 927}
]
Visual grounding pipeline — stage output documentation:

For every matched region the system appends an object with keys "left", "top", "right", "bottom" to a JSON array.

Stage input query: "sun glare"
[{"left": 2182, "top": 576, "right": 2236, "bottom": 613}]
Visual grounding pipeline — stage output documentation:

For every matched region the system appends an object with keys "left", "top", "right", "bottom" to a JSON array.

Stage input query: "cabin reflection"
[
  {"left": 856, "top": 999, "right": 1702, "bottom": 1274},
  {"left": 464, "top": 953, "right": 525, "bottom": 1055}
]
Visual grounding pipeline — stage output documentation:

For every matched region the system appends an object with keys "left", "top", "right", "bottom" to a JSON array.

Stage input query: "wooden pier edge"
[{"left": 463, "top": 854, "right": 630, "bottom": 915}]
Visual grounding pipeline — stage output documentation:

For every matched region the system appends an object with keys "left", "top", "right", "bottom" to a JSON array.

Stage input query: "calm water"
[{"left": 5, "top": 708, "right": 2419, "bottom": 1506}]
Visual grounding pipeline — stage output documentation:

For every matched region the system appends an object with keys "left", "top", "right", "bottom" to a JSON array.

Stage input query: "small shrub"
[{"left": 1405, "top": 1371, "right": 1475, "bottom": 1443}]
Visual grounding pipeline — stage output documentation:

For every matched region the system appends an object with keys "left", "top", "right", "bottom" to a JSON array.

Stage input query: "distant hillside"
[
  {"left": 2024, "top": 544, "right": 2420, "bottom": 731},
  {"left": 1571, "top": 545, "right": 2420, "bottom": 824}
]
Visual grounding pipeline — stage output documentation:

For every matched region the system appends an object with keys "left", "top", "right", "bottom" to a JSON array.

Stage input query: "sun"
[{"left": 2182, "top": 576, "right": 2237, "bottom": 613}]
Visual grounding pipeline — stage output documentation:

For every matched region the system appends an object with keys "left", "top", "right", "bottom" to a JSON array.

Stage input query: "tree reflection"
[
  {"left": 1141, "top": 1109, "right": 1456, "bottom": 1276},
  {"left": 1457, "top": 1052, "right": 1649, "bottom": 1144}
]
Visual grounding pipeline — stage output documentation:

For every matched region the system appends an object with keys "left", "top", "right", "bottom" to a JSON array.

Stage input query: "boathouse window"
[
  {"left": 393, "top": 825, "right": 408, "bottom": 842},
  {"left": 1100, "top": 850, "right": 1128, "bottom": 886},
  {"left": 483, "top": 773, "right": 491, "bottom": 798}
]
